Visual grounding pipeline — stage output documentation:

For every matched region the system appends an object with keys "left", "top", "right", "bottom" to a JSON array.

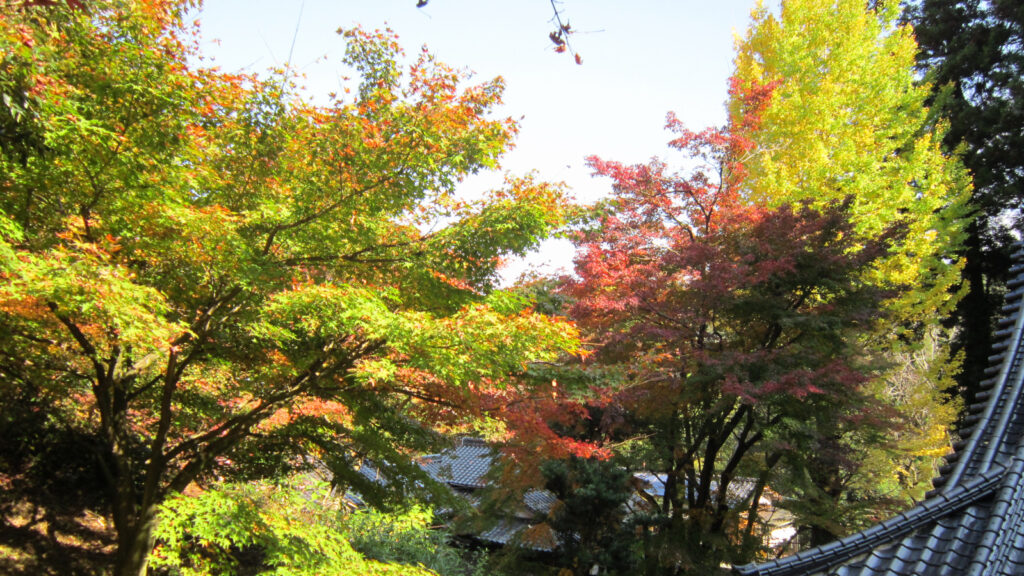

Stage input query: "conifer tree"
[{"left": 906, "top": 0, "right": 1024, "bottom": 406}]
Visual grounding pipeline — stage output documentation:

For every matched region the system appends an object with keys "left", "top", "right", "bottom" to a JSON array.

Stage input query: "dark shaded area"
[
  {"left": 733, "top": 243, "right": 1024, "bottom": 576},
  {"left": 0, "top": 392, "right": 114, "bottom": 575},
  {"left": 905, "top": 0, "right": 1024, "bottom": 410},
  {"left": 0, "top": 504, "right": 113, "bottom": 576},
  {"left": 541, "top": 456, "right": 639, "bottom": 576}
]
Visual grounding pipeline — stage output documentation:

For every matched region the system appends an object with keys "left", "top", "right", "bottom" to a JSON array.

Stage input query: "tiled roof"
[
  {"left": 412, "top": 439, "right": 560, "bottom": 551},
  {"left": 477, "top": 518, "right": 560, "bottom": 551},
  {"left": 524, "top": 489, "right": 557, "bottom": 515},
  {"left": 418, "top": 439, "right": 495, "bottom": 489},
  {"left": 734, "top": 243, "right": 1024, "bottom": 576},
  {"left": 633, "top": 472, "right": 773, "bottom": 506}
]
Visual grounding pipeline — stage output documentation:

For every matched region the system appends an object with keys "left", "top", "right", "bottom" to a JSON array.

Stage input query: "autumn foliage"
[
  {"left": 0, "top": 1, "right": 976, "bottom": 574},
  {"left": 0, "top": 2, "right": 577, "bottom": 575},
  {"left": 527, "top": 71, "right": 909, "bottom": 568},
  {"left": 501, "top": 3, "right": 970, "bottom": 570}
]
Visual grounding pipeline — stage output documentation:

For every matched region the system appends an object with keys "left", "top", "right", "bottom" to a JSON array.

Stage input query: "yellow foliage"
[{"left": 731, "top": 0, "right": 970, "bottom": 328}]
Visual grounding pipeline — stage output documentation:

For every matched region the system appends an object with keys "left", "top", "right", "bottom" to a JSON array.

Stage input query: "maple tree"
[
  {"left": 566, "top": 91, "right": 904, "bottom": 569},
  {"left": 0, "top": 2, "right": 578, "bottom": 575}
]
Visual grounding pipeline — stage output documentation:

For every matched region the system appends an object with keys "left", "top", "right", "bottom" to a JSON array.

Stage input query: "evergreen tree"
[
  {"left": 541, "top": 457, "right": 639, "bottom": 576},
  {"left": 905, "top": 0, "right": 1024, "bottom": 407}
]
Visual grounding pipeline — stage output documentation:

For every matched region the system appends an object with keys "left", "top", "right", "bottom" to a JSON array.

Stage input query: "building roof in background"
[
  {"left": 632, "top": 472, "right": 773, "bottom": 507},
  {"left": 735, "top": 243, "right": 1024, "bottom": 576},
  {"left": 418, "top": 438, "right": 494, "bottom": 490},
  {"left": 415, "top": 438, "right": 558, "bottom": 551}
]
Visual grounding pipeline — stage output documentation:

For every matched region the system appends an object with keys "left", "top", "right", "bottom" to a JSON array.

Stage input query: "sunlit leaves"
[
  {"left": 152, "top": 481, "right": 441, "bottom": 576},
  {"left": 254, "top": 283, "right": 394, "bottom": 345},
  {"left": 0, "top": 3, "right": 576, "bottom": 573},
  {"left": 5, "top": 225, "right": 185, "bottom": 355},
  {"left": 731, "top": 0, "right": 970, "bottom": 327},
  {"left": 562, "top": 25, "right": 908, "bottom": 560},
  {"left": 727, "top": 0, "right": 968, "bottom": 541}
]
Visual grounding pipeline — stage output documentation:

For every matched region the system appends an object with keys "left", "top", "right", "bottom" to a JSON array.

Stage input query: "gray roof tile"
[
  {"left": 477, "top": 518, "right": 559, "bottom": 551},
  {"left": 419, "top": 440, "right": 495, "bottom": 489}
]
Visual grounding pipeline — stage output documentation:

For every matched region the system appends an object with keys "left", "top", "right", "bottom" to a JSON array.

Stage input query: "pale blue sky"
[{"left": 193, "top": 1, "right": 763, "bottom": 281}]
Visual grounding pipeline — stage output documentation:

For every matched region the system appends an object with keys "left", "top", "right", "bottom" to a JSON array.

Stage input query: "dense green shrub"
[
  {"left": 347, "top": 506, "right": 490, "bottom": 576},
  {"left": 151, "top": 480, "right": 488, "bottom": 576}
]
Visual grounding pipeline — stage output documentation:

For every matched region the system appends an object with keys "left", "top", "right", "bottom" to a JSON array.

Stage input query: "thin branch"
[
  {"left": 122, "top": 285, "right": 241, "bottom": 388},
  {"left": 160, "top": 339, "right": 381, "bottom": 465},
  {"left": 259, "top": 179, "right": 388, "bottom": 255},
  {"left": 161, "top": 363, "right": 322, "bottom": 464},
  {"left": 8, "top": 330, "right": 56, "bottom": 346},
  {"left": 391, "top": 387, "right": 462, "bottom": 409},
  {"left": 548, "top": 0, "right": 582, "bottom": 64}
]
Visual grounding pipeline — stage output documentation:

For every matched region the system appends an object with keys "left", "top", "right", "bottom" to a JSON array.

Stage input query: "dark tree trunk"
[
  {"left": 953, "top": 219, "right": 1009, "bottom": 411},
  {"left": 806, "top": 463, "right": 844, "bottom": 549},
  {"left": 112, "top": 507, "right": 158, "bottom": 576}
]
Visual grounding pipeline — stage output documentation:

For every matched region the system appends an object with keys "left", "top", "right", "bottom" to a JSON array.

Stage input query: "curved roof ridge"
[
  {"left": 967, "top": 435, "right": 1024, "bottom": 575},
  {"left": 942, "top": 246, "right": 1024, "bottom": 487},
  {"left": 733, "top": 466, "right": 1005, "bottom": 576}
]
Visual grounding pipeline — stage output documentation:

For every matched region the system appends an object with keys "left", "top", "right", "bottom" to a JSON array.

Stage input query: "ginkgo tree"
[
  {"left": 731, "top": 0, "right": 970, "bottom": 326},
  {"left": 730, "top": 0, "right": 970, "bottom": 537},
  {"left": 0, "top": 2, "right": 578, "bottom": 575}
]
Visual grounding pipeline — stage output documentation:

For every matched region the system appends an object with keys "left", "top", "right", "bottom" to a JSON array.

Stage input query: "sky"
[{"left": 192, "top": 1, "right": 764, "bottom": 282}]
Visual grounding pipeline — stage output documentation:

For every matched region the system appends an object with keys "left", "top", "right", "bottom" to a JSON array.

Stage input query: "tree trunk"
[
  {"left": 955, "top": 219, "right": 997, "bottom": 410},
  {"left": 806, "top": 464, "right": 844, "bottom": 548},
  {"left": 112, "top": 505, "right": 158, "bottom": 576}
]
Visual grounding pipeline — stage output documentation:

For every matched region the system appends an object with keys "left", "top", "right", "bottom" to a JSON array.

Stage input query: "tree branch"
[
  {"left": 259, "top": 179, "right": 389, "bottom": 255},
  {"left": 47, "top": 302, "right": 106, "bottom": 379}
]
